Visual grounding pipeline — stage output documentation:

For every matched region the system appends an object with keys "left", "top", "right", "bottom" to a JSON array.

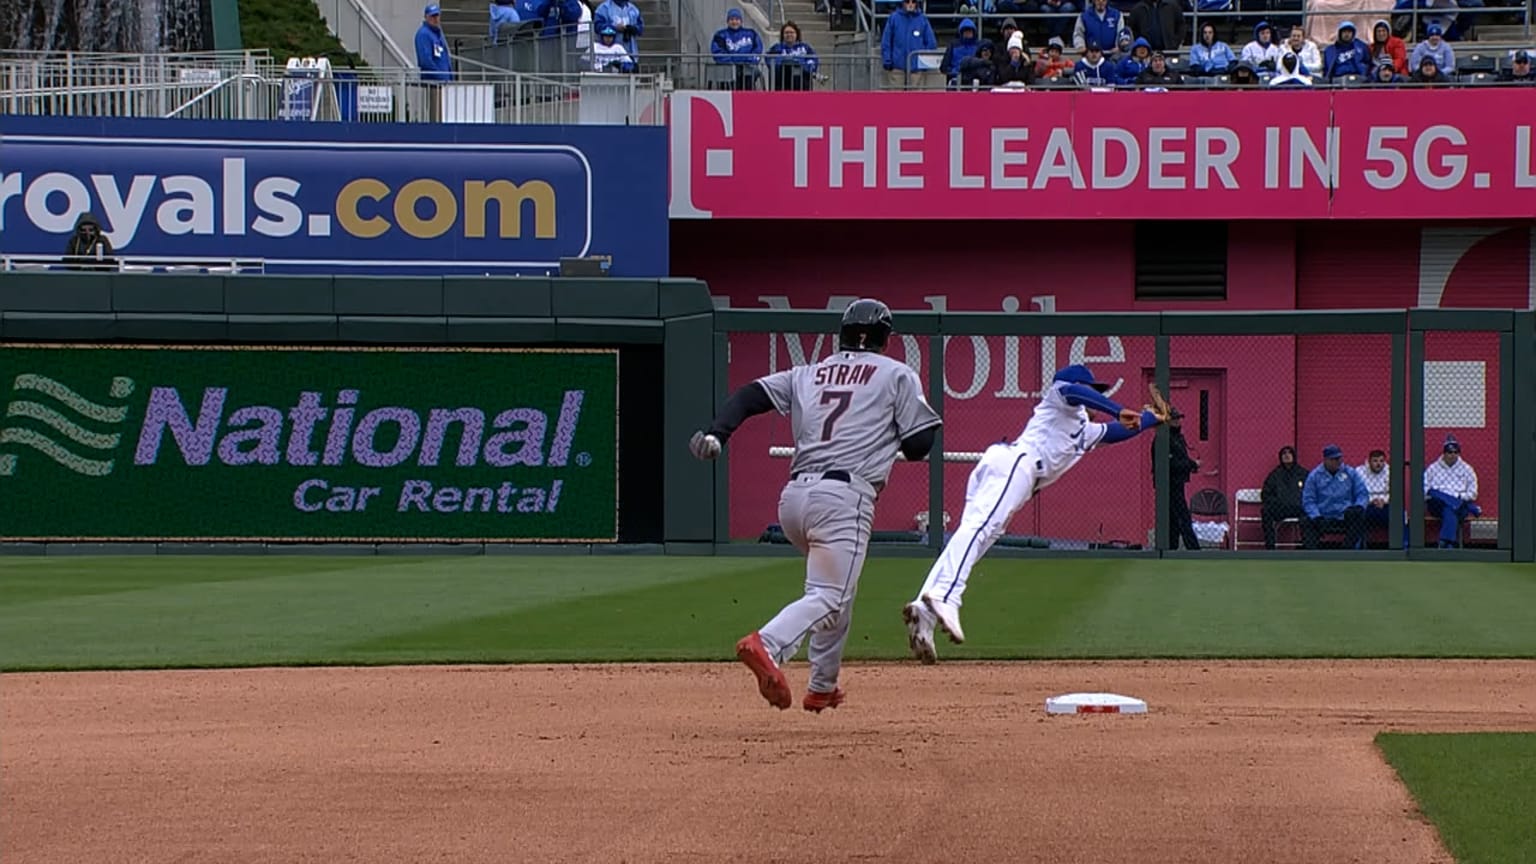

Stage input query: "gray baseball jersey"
[{"left": 756, "top": 350, "right": 940, "bottom": 489}]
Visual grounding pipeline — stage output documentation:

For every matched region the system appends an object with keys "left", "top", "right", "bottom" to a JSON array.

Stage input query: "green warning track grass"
[
  {"left": 1377, "top": 732, "right": 1536, "bottom": 864},
  {"left": 2, "top": 557, "right": 1535, "bottom": 671}
]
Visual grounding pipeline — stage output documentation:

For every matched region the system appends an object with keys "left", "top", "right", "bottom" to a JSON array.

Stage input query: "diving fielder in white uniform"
[
  {"left": 690, "top": 299, "right": 942, "bottom": 712},
  {"left": 903, "top": 364, "right": 1169, "bottom": 663}
]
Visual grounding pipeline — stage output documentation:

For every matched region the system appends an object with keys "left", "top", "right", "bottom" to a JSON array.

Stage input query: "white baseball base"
[{"left": 1045, "top": 692, "right": 1149, "bottom": 715}]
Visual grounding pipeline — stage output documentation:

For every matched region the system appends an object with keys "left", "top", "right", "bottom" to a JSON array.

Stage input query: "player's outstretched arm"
[
  {"left": 689, "top": 381, "right": 776, "bottom": 460},
  {"left": 1059, "top": 383, "right": 1128, "bottom": 418},
  {"left": 1097, "top": 409, "right": 1162, "bottom": 445}
]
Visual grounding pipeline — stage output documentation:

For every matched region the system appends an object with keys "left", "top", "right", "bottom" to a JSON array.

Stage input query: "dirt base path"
[{"left": 5, "top": 660, "right": 1535, "bottom": 864}]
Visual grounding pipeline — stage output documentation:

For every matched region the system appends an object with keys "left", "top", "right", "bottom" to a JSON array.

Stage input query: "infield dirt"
[{"left": 5, "top": 660, "right": 1534, "bottom": 863}]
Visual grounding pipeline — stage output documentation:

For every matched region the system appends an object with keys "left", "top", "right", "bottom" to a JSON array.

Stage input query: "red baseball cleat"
[
  {"left": 802, "top": 688, "right": 845, "bottom": 713},
  {"left": 736, "top": 632, "right": 792, "bottom": 710}
]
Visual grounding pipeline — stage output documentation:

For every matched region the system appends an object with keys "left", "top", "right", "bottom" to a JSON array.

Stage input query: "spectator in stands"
[
  {"left": 712, "top": 8, "right": 764, "bottom": 90},
  {"left": 513, "top": 0, "right": 549, "bottom": 33},
  {"left": 490, "top": 0, "right": 521, "bottom": 42},
  {"left": 1359, "top": 449, "right": 1391, "bottom": 533},
  {"left": 1284, "top": 24, "right": 1323, "bottom": 76},
  {"left": 1369, "top": 19, "right": 1409, "bottom": 74},
  {"left": 63, "top": 213, "right": 115, "bottom": 271},
  {"left": 1500, "top": 50, "right": 1535, "bottom": 82},
  {"left": 545, "top": 0, "right": 586, "bottom": 37},
  {"left": 415, "top": 4, "right": 453, "bottom": 82},
  {"left": 1301, "top": 445, "right": 1368, "bottom": 550},
  {"left": 1241, "top": 20, "right": 1283, "bottom": 70},
  {"left": 1372, "top": 56, "right": 1406, "bottom": 84},
  {"left": 1074, "top": 40, "right": 1117, "bottom": 83},
  {"left": 594, "top": 0, "right": 643, "bottom": 57},
  {"left": 1409, "top": 23, "right": 1456, "bottom": 74},
  {"left": 1116, "top": 35, "right": 1153, "bottom": 80},
  {"left": 882, "top": 0, "right": 939, "bottom": 89},
  {"left": 993, "top": 33, "right": 1033, "bottom": 83},
  {"left": 1128, "top": 0, "right": 1185, "bottom": 52},
  {"left": 1323, "top": 21, "right": 1372, "bottom": 80},
  {"left": 941, "top": 17, "right": 983, "bottom": 86},
  {"left": 1037, "top": 36, "right": 1075, "bottom": 76},
  {"left": 960, "top": 39, "right": 1001, "bottom": 86},
  {"left": 1073, "top": 0, "right": 1129, "bottom": 53},
  {"left": 1136, "top": 48, "right": 1184, "bottom": 85},
  {"left": 1425, "top": 434, "right": 1480, "bottom": 548},
  {"left": 1039, "top": 0, "right": 1080, "bottom": 41},
  {"left": 767, "top": 22, "right": 818, "bottom": 90},
  {"left": 1113, "top": 31, "right": 1134, "bottom": 60},
  {"left": 1268, "top": 50, "right": 1313, "bottom": 85},
  {"left": 1410, "top": 53, "right": 1451, "bottom": 83},
  {"left": 588, "top": 24, "right": 636, "bottom": 71},
  {"left": 1228, "top": 59, "right": 1261, "bottom": 85},
  {"left": 1393, "top": 0, "right": 1480, "bottom": 42},
  {"left": 997, "top": 17, "right": 1021, "bottom": 51},
  {"left": 1260, "top": 445, "right": 1307, "bottom": 549},
  {"left": 1188, "top": 23, "right": 1237, "bottom": 76}
]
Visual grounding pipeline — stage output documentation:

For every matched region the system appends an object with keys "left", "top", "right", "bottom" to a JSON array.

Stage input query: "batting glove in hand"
[{"left": 689, "top": 430, "right": 722, "bottom": 460}]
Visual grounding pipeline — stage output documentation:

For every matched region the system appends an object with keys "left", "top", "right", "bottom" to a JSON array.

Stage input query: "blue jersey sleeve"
[
  {"left": 1098, "top": 410, "right": 1160, "bottom": 445},
  {"left": 1060, "top": 383, "right": 1126, "bottom": 418}
]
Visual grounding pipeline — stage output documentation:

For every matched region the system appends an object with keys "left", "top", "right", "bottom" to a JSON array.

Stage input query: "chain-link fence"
[{"left": 712, "top": 307, "right": 1524, "bottom": 558}]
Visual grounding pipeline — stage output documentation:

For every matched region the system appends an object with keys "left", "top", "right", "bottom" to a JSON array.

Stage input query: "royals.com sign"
[
  {"left": 0, "top": 116, "right": 667, "bottom": 275},
  {"left": 0, "top": 344, "right": 618, "bottom": 542}
]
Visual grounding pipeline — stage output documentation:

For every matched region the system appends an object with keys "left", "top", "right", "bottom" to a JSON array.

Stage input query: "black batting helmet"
[{"left": 839, "top": 298, "right": 893, "bottom": 352}]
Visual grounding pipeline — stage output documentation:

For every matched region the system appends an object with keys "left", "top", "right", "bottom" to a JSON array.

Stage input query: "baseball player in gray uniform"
[{"left": 689, "top": 299, "right": 941, "bottom": 712}]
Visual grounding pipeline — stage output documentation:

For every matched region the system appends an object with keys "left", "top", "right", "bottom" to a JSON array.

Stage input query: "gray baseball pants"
[{"left": 757, "top": 471, "right": 876, "bottom": 694}]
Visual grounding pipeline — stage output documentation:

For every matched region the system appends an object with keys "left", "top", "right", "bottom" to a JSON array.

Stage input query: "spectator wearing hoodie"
[
  {"left": 1499, "top": 50, "right": 1534, "bottom": 82},
  {"left": 1369, "top": 19, "right": 1408, "bottom": 74},
  {"left": 712, "top": 6, "right": 764, "bottom": 91},
  {"left": 415, "top": 4, "right": 452, "bottom": 82},
  {"left": 594, "top": 0, "right": 643, "bottom": 55},
  {"left": 995, "top": 32, "right": 1035, "bottom": 83},
  {"left": 1372, "top": 56, "right": 1404, "bottom": 84},
  {"left": 1074, "top": 40, "right": 1118, "bottom": 83},
  {"left": 588, "top": 25, "right": 636, "bottom": 70},
  {"left": 767, "top": 21, "right": 818, "bottom": 90},
  {"left": 1036, "top": 36, "right": 1075, "bottom": 76},
  {"left": 1410, "top": 53, "right": 1451, "bottom": 84},
  {"left": 1323, "top": 21, "right": 1372, "bottom": 79},
  {"left": 1127, "top": 0, "right": 1184, "bottom": 52},
  {"left": 882, "top": 0, "right": 939, "bottom": 88},
  {"left": 1073, "top": 0, "right": 1129, "bottom": 53},
  {"left": 1283, "top": 24, "right": 1323, "bottom": 76},
  {"left": 1268, "top": 50, "right": 1313, "bottom": 86},
  {"left": 64, "top": 212, "right": 115, "bottom": 270},
  {"left": 941, "top": 17, "right": 983, "bottom": 85},
  {"left": 1408, "top": 24, "right": 1455, "bottom": 74},
  {"left": 1116, "top": 36, "right": 1152, "bottom": 80},
  {"left": 1260, "top": 445, "right": 1308, "bottom": 549},
  {"left": 959, "top": 39, "right": 1000, "bottom": 86},
  {"left": 1241, "top": 21, "right": 1283, "bottom": 70},
  {"left": 1228, "top": 59, "right": 1261, "bottom": 85},
  {"left": 1135, "top": 49, "right": 1183, "bottom": 85},
  {"left": 997, "top": 17, "right": 1021, "bottom": 52},
  {"left": 489, "top": 0, "right": 521, "bottom": 41},
  {"left": 1188, "top": 23, "right": 1236, "bottom": 76}
]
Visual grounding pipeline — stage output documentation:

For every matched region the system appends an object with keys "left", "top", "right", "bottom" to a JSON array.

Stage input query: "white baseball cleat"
[
  {"left": 922, "top": 594, "right": 965, "bottom": 644},
  {"left": 902, "top": 602, "right": 938, "bottom": 664}
]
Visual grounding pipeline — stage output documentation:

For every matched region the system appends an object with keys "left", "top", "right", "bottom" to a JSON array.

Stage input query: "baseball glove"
[{"left": 1146, "top": 383, "right": 1173, "bottom": 423}]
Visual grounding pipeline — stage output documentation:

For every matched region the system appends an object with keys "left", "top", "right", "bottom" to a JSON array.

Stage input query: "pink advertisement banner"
[{"left": 668, "top": 90, "right": 1536, "bottom": 220}]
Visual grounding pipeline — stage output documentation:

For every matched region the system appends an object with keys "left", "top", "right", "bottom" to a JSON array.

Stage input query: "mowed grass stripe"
[
  {"left": 2, "top": 557, "right": 1536, "bottom": 670},
  {"left": 1378, "top": 732, "right": 1536, "bottom": 864}
]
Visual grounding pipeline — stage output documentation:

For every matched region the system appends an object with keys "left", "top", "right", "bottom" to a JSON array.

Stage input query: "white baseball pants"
[
  {"left": 758, "top": 472, "right": 876, "bottom": 694},
  {"left": 916, "top": 442, "right": 1040, "bottom": 609}
]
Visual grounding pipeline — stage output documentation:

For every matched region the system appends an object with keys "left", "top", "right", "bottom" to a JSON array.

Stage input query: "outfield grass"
[
  {"left": 1, "top": 557, "right": 1534, "bottom": 670},
  {"left": 1378, "top": 733, "right": 1536, "bottom": 864}
]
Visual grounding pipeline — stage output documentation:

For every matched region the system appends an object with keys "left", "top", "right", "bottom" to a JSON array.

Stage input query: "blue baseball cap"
[
  {"left": 1053, "top": 364, "right": 1110, "bottom": 393},
  {"left": 1443, "top": 434, "right": 1461, "bottom": 453},
  {"left": 1323, "top": 444, "right": 1343, "bottom": 459},
  {"left": 424, "top": 3, "right": 441, "bottom": 15},
  {"left": 727, "top": 6, "right": 743, "bottom": 19}
]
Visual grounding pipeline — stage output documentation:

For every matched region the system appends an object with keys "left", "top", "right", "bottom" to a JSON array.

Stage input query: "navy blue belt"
[{"left": 794, "top": 470, "right": 851, "bottom": 482}]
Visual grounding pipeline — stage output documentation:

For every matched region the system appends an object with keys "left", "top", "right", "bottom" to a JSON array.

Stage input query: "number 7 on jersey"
[{"left": 820, "top": 390, "right": 853, "bottom": 441}]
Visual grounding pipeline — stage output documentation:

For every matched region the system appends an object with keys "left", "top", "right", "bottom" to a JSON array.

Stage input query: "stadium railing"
[
  {"left": 1, "top": 256, "right": 267, "bottom": 275},
  {"left": 0, "top": 49, "right": 667, "bottom": 125},
  {"left": 712, "top": 307, "right": 1534, "bottom": 561}
]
